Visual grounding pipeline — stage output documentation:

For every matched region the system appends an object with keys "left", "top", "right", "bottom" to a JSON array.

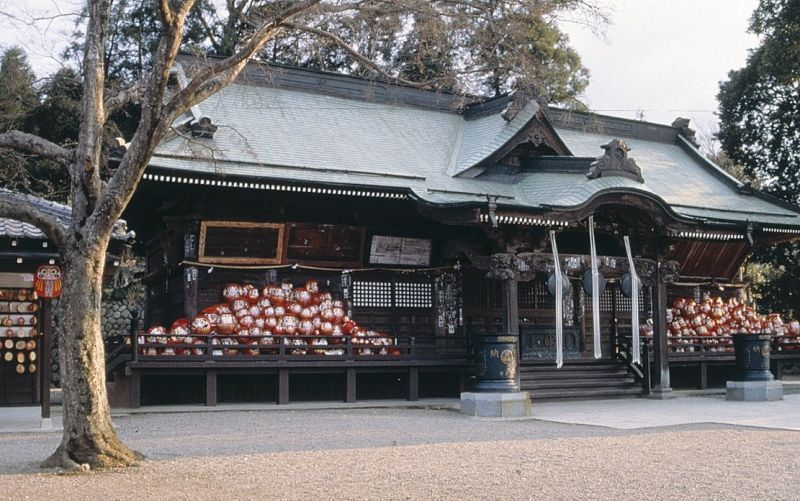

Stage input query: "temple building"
[{"left": 115, "top": 56, "right": 800, "bottom": 406}]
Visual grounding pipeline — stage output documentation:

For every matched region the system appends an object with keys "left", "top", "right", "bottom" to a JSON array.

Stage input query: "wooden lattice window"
[
  {"left": 352, "top": 281, "right": 392, "bottom": 308},
  {"left": 353, "top": 280, "right": 432, "bottom": 309},
  {"left": 395, "top": 282, "right": 433, "bottom": 308},
  {"left": 198, "top": 221, "right": 284, "bottom": 265}
]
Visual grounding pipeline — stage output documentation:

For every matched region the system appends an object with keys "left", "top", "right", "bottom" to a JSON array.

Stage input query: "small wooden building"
[
  {"left": 119, "top": 56, "right": 800, "bottom": 405},
  {"left": 0, "top": 191, "right": 133, "bottom": 413}
]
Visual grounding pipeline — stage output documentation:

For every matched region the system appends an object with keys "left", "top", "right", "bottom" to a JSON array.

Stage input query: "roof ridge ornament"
[
  {"left": 671, "top": 117, "right": 700, "bottom": 148},
  {"left": 586, "top": 139, "right": 644, "bottom": 183},
  {"left": 190, "top": 116, "right": 218, "bottom": 138},
  {"left": 500, "top": 90, "right": 528, "bottom": 122}
]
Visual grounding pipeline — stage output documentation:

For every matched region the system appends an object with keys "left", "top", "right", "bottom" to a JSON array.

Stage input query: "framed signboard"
[
  {"left": 369, "top": 236, "right": 432, "bottom": 266},
  {"left": 198, "top": 221, "right": 284, "bottom": 265},
  {"left": 283, "top": 223, "right": 365, "bottom": 268}
]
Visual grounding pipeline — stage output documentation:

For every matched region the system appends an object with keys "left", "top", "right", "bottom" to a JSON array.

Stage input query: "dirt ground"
[{"left": 1, "top": 407, "right": 797, "bottom": 499}]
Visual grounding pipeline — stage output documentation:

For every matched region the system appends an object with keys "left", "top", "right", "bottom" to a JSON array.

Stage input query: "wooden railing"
[
  {"left": 132, "top": 332, "right": 468, "bottom": 363},
  {"left": 667, "top": 335, "right": 734, "bottom": 354}
]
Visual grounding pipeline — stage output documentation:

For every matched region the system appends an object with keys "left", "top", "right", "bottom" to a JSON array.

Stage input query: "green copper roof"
[{"left": 149, "top": 61, "right": 800, "bottom": 230}]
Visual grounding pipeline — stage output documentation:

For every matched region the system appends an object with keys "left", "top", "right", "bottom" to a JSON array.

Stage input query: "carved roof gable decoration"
[{"left": 586, "top": 139, "right": 644, "bottom": 183}]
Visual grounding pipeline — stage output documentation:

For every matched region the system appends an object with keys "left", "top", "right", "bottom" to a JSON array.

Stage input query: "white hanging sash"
[
  {"left": 589, "top": 216, "right": 601, "bottom": 359},
  {"left": 550, "top": 230, "right": 564, "bottom": 368},
  {"left": 623, "top": 236, "right": 641, "bottom": 365}
]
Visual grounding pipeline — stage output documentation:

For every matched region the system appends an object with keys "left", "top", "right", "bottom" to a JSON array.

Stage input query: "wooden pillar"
[
  {"left": 345, "top": 368, "right": 356, "bottom": 403},
  {"left": 408, "top": 367, "right": 419, "bottom": 401},
  {"left": 699, "top": 362, "right": 708, "bottom": 390},
  {"left": 650, "top": 263, "right": 673, "bottom": 398},
  {"left": 205, "top": 369, "right": 217, "bottom": 406},
  {"left": 40, "top": 300, "right": 52, "bottom": 420},
  {"left": 278, "top": 368, "right": 289, "bottom": 404},
  {"left": 501, "top": 277, "right": 519, "bottom": 336},
  {"left": 610, "top": 285, "right": 618, "bottom": 353},
  {"left": 128, "top": 372, "right": 141, "bottom": 409}
]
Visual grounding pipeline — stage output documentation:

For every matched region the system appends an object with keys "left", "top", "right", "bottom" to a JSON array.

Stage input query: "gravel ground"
[{"left": 1, "top": 408, "right": 798, "bottom": 499}]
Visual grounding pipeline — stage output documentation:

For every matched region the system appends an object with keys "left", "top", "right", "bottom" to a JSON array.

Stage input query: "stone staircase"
[{"left": 520, "top": 358, "right": 643, "bottom": 400}]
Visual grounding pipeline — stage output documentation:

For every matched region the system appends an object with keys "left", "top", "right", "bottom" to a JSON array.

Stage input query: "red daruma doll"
[{"left": 34, "top": 264, "right": 62, "bottom": 298}]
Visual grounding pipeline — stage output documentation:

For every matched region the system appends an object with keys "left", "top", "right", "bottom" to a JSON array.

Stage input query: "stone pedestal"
[
  {"left": 726, "top": 380, "right": 784, "bottom": 401},
  {"left": 460, "top": 391, "right": 531, "bottom": 418},
  {"left": 40, "top": 417, "right": 53, "bottom": 430},
  {"left": 647, "top": 387, "right": 675, "bottom": 400}
]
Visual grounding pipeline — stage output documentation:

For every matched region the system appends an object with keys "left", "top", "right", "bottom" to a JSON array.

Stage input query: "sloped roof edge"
[{"left": 0, "top": 189, "right": 135, "bottom": 242}]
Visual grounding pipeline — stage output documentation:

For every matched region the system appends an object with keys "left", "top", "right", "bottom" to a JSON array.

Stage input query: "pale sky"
[
  {"left": 0, "top": 0, "right": 761, "bottom": 142},
  {"left": 561, "top": 0, "right": 759, "bottom": 141}
]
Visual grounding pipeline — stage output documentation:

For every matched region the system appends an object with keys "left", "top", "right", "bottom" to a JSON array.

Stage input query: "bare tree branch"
[
  {"left": 281, "top": 21, "right": 446, "bottom": 89},
  {"left": 103, "top": 82, "right": 146, "bottom": 122},
  {"left": 164, "top": 0, "right": 322, "bottom": 118},
  {"left": 85, "top": 0, "right": 202, "bottom": 241},
  {"left": 0, "top": 130, "right": 74, "bottom": 165},
  {"left": 0, "top": 189, "right": 68, "bottom": 248}
]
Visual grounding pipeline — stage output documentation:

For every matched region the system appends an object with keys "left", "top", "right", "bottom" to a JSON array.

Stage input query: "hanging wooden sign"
[{"left": 34, "top": 264, "right": 62, "bottom": 298}]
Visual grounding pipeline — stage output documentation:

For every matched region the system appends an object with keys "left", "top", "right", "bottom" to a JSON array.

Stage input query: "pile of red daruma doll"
[
  {"left": 638, "top": 294, "right": 800, "bottom": 352},
  {"left": 139, "top": 280, "right": 400, "bottom": 356}
]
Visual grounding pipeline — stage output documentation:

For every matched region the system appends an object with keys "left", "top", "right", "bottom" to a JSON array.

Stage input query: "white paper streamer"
[
  {"left": 589, "top": 216, "right": 601, "bottom": 359},
  {"left": 623, "top": 236, "right": 641, "bottom": 365},
  {"left": 550, "top": 230, "right": 564, "bottom": 368}
]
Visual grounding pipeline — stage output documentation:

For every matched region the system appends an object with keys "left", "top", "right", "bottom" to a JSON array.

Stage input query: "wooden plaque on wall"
[
  {"left": 369, "top": 236, "right": 432, "bottom": 266},
  {"left": 284, "top": 223, "right": 365, "bottom": 268},
  {"left": 198, "top": 221, "right": 284, "bottom": 264}
]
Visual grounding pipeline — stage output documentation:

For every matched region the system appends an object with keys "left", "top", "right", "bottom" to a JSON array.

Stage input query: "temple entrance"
[{"left": 464, "top": 270, "right": 651, "bottom": 362}]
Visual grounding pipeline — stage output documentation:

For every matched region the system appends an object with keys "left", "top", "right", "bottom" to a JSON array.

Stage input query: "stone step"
[
  {"left": 520, "top": 371, "right": 631, "bottom": 380},
  {"left": 523, "top": 379, "right": 640, "bottom": 390},
  {"left": 530, "top": 386, "right": 643, "bottom": 400}
]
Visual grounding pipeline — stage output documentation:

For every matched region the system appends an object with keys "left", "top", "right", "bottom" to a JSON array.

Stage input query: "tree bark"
[{"left": 41, "top": 242, "right": 143, "bottom": 469}]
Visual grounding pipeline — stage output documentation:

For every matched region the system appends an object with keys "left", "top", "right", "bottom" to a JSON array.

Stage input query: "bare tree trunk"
[{"left": 41, "top": 242, "right": 142, "bottom": 469}]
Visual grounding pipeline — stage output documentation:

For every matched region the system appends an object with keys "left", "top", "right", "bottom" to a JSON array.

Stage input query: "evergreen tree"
[
  {"left": 0, "top": 47, "right": 38, "bottom": 131},
  {"left": 717, "top": 0, "right": 800, "bottom": 316}
]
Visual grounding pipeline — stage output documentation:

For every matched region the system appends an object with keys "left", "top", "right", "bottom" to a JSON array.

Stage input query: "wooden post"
[
  {"left": 278, "top": 368, "right": 289, "bottom": 404},
  {"left": 610, "top": 285, "right": 618, "bottom": 353},
  {"left": 40, "top": 300, "right": 52, "bottom": 420},
  {"left": 345, "top": 368, "right": 356, "bottom": 403},
  {"left": 128, "top": 372, "right": 141, "bottom": 409},
  {"left": 699, "top": 362, "right": 708, "bottom": 390},
  {"left": 650, "top": 263, "right": 673, "bottom": 398},
  {"left": 501, "top": 277, "right": 519, "bottom": 337},
  {"left": 184, "top": 266, "right": 199, "bottom": 319},
  {"left": 408, "top": 367, "right": 419, "bottom": 401},
  {"left": 205, "top": 369, "right": 217, "bottom": 406}
]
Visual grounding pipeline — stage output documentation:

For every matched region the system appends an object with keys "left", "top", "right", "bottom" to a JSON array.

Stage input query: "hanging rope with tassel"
[
  {"left": 623, "top": 235, "right": 641, "bottom": 365},
  {"left": 588, "top": 216, "right": 602, "bottom": 359},
  {"left": 550, "top": 230, "right": 564, "bottom": 369}
]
